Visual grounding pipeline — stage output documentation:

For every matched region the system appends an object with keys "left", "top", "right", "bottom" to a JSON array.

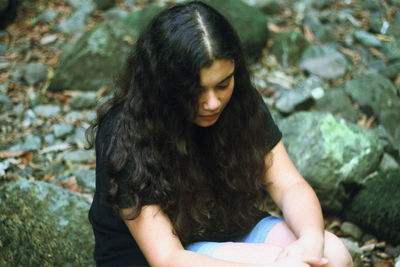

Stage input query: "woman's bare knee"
[
  {"left": 324, "top": 231, "right": 353, "bottom": 267},
  {"left": 264, "top": 221, "right": 297, "bottom": 247}
]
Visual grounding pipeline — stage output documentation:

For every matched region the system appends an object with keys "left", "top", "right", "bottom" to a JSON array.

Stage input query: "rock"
[
  {"left": 0, "top": 161, "right": 8, "bottom": 177},
  {"left": 381, "top": 60, "right": 400, "bottom": 79},
  {"left": 241, "top": 0, "right": 282, "bottom": 15},
  {"left": 302, "top": 11, "right": 334, "bottom": 42},
  {"left": 379, "top": 153, "right": 399, "bottom": 172},
  {"left": 22, "top": 109, "right": 36, "bottom": 128},
  {"left": 0, "top": 178, "right": 94, "bottom": 266},
  {"left": 274, "top": 87, "right": 313, "bottom": 114},
  {"left": 345, "top": 71, "right": 400, "bottom": 143},
  {"left": 314, "top": 88, "right": 358, "bottom": 123},
  {"left": 312, "top": 0, "right": 334, "bottom": 10},
  {"left": 71, "top": 169, "right": 95, "bottom": 193},
  {"left": 343, "top": 169, "right": 400, "bottom": 244},
  {"left": 300, "top": 45, "right": 348, "bottom": 80},
  {"left": 103, "top": 7, "right": 128, "bottom": 20},
  {"left": 33, "top": 105, "right": 61, "bottom": 117},
  {"left": 199, "top": 0, "right": 269, "bottom": 63},
  {"left": 279, "top": 112, "right": 384, "bottom": 213},
  {"left": 23, "top": 62, "right": 48, "bottom": 85},
  {"left": 388, "top": 20, "right": 400, "bottom": 38},
  {"left": 56, "top": 5, "right": 94, "bottom": 35},
  {"left": 340, "top": 238, "right": 363, "bottom": 267},
  {"left": 270, "top": 30, "right": 308, "bottom": 67},
  {"left": 11, "top": 64, "right": 26, "bottom": 83},
  {"left": 361, "top": 0, "right": 384, "bottom": 11},
  {"left": 0, "top": 0, "right": 8, "bottom": 13},
  {"left": 354, "top": 30, "right": 382, "bottom": 47},
  {"left": 341, "top": 221, "right": 364, "bottom": 240},
  {"left": 13, "top": 103, "right": 24, "bottom": 117},
  {"left": 49, "top": 20, "right": 136, "bottom": 92},
  {"left": 94, "top": 0, "right": 115, "bottom": 10},
  {"left": 65, "top": 110, "right": 91, "bottom": 121},
  {"left": 64, "top": 149, "right": 95, "bottom": 164},
  {"left": 53, "top": 123, "right": 75, "bottom": 138},
  {"left": 67, "top": 0, "right": 94, "bottom": 10},
  {"left": 0, "top": 59, "right": 11, "bottom": 70},
  {"left": 36, "top": 10, "right": 60, "bottom": 24},
  {"left": 0, "top": 42, "right": 6, "bottom": 54},
  {"left": 122, "top": 5, "right": 164, "bottom": 35},
  {"left": 10, "top": 135, "right": 42, "bottom": 152},
  {"left": 27, "top": 88, "right": 40, "bottom": 108},
  {"left": 69, "top": 92, "right": 97, "bottom": 110},
  {"left": 71, "top": 126, "right": 89, "bottom": 149},
  {"left": 372, "top": 125, "right": 400, "bottom": 157},
  {"left": 380, "top": 38, "right": 400, "bottom": 61},
  {"left": 386, "top": 245, "right": 400, "bottom": 258},
  {"left": 0, "top": 92, "right": 12, "bottom": 113},
  {"left": 303, "top": 76, "right": 325, "bottom": 100}
]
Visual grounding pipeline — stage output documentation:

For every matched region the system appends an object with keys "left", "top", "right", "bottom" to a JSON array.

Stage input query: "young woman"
[{"left": 87, "top": 2, "right": 353, "bottom": 266}]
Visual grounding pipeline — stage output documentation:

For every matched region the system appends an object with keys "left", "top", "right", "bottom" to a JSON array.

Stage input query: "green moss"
[
  {"left": 0, "top": 179, "right": 94, "bottom": 266},
  {"left": 343, "top": 169, "right": 400, "bottom": 244}
]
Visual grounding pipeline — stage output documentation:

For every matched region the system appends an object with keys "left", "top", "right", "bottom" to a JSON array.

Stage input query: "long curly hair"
[{"left": 87, "top": 1, "right": 276, "bottom": 245}]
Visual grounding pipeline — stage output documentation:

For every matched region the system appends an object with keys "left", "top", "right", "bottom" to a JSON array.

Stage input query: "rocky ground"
[{"left": 0, "top": 0, "right": 399, "bottom": 266}]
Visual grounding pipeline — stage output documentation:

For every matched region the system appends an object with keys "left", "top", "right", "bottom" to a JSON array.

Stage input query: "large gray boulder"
[
  {"left": 122, "top": 5, "right": 164, "bottom": 35},
  {"left": 314, "top": 88, "right": 359, "bottom": 123},
  {"left": 279, "top": 112, "right": 384, "bottom": 213},
  {"left": 344, "top": 71, "right": 400, "bottom": 144},
  {"left": 199, "top": 0, "right": 269, "bottom": 63},
  {"left": 49, "top": 19, "right": 136, "bottom": 92},
  {"left": 300, "top": 45, "right": 348, "bottom": 80},
  {"left": 0, "top": 178, "right": 94, "bottom": 266}
]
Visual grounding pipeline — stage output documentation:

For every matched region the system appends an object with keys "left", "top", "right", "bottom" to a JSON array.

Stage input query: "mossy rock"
[
  {"left": 198, "top": 0, "right": 269, "bottom": 63},
  {"left": 0, "top": 178, "right": 94, "bottom": 266},
  {"left": 122, "top": 5, "right": 164, "bottom": 35},
  {"left": 279, "top": 112, "right": 383, "bottom": 213},
  {"left": 343, "top": 169, "right": 400, "bottom": 244},
  {"left": 49, "top": 19, "right": 136, "bottom": 92}
]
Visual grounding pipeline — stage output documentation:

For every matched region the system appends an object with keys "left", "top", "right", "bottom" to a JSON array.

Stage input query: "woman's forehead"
[{"left": 199, "top": 59, "right": 235, "bottom": 88}]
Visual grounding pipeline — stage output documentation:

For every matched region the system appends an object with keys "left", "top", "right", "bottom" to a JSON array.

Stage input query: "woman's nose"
[{"left": 202, "top": 90, "right": 220, "bottom": 111}]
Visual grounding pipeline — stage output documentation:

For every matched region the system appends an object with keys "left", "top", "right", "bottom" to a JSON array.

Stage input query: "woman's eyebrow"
[{"left": 218, "top": 71, "right": 234, "bottom": 84}]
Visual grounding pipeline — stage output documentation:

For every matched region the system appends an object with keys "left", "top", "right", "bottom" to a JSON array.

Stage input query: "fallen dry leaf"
[
  {"left": 0, "top": 150, "right": 26, "bottom": 159},
  {"left": 20, "top": 151, "right": 32, "bottom": 166}
]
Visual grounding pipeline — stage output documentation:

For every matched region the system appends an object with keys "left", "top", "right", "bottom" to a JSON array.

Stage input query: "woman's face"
[{"left": 193, "top": 59, "right": 235, "bottom": 127}]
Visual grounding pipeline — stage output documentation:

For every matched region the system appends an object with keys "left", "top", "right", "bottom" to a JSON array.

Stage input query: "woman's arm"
[
  {"left": 264, "top": 141, "right": 325, "bottom": 257},
  {"left": 124, "top": 204, "right": 266, "bottom": 267},
  {"left": 124, "top": 204, "right": 324, "bottom": 267}
]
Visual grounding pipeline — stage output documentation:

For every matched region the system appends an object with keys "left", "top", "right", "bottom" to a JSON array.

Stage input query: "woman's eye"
[
  {"left": 217, "top": 80, "right": 231, "bottom": 89},
  {"left": 217, "top": 84, "right": 229, "bottom": 89}
]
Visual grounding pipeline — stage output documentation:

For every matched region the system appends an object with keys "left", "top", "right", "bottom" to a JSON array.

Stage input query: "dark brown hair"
[{"left": 87, "top": 1, "right": 275, "bottom": 245}]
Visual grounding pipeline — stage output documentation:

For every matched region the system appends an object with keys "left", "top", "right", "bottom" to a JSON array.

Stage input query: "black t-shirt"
[{"left": 88, "top": 92, "right": 282, "bottom": 266}]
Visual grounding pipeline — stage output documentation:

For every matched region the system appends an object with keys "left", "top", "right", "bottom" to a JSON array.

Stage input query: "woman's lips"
[{"left": 199, "top": 113, "right": 219, "bottom": 121}]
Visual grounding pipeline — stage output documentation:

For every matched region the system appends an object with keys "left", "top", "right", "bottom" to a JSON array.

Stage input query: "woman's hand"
[
  {"left": 284, "top": 235, "right": 324, "bottom": 257},
  {"left": 276, "top": 237, "right": 327, "bottom": 267}
]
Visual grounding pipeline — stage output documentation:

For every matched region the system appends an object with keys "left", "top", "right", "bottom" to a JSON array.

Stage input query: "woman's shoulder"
[{"left": 95, "top": 101, "right": 125, "bottom": 149}]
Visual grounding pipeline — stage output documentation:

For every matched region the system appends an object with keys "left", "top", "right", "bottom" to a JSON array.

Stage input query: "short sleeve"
[{"left": 255, "top": 90, "right": 282, "bottom": 151}]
